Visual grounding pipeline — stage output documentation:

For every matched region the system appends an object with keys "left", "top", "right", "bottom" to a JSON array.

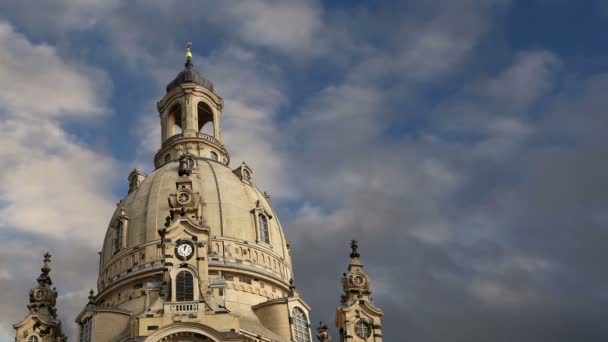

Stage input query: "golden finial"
[{"left": 186, "top": 42, "right": 193, "bottom": 60}]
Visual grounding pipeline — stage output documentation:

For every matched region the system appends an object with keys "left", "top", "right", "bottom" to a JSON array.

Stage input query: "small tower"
[
  {"left": 335, "top": 241, "right": 384, "bottom": 342},
  {"left": 128, "top": 168, "right": 147, "bottom": 193},
  {"left": 13, "top": 253, "right": 67, "bottom": 342},
  {"left": 154, "top": 42, "right": 228, "bottom": 168}
]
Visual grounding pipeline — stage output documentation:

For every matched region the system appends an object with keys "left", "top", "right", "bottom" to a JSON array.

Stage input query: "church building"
[{"left": 14, "top": 45, "right": 384, "bottom": 342}]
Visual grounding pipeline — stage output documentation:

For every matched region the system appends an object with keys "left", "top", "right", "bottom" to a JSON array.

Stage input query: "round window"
[{"left": 355, "top": 321, "right": 371, "bottom": 339}]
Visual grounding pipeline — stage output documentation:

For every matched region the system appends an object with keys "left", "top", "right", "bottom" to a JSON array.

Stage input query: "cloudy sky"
[{"left": 1, "top": 0, "right": 608, "bottom": 341}]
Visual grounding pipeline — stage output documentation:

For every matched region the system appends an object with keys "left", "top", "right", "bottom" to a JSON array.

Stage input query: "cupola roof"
[{"left": 166, "top": 42, "right": 214, "bottom": 93}]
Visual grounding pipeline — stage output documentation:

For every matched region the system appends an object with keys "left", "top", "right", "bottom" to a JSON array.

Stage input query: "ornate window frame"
[
  {"left": 112, "top": 209, "right": 129, "bottom": 255},
  {"left": 170, "top": 266, "right": 199, "bottom": 302},
  {"left": 251, "top": 200, "right": 273, "bottom": 246},
  {"left": 291, "top": 306, "right": 311, "bottom": 342},
  {"left": 233, "top": 162, "right": 253, "bottom": 184}
]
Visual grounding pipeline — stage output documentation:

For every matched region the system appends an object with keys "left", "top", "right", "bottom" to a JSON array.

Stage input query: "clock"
[
  {"left": 177, "top": 192, "right": 191, "bottom": 205},
  {"left": 33, "top": 289, "right": 46, "bottom": 300},
  {"left": 352, "top": 275, "right": 365, "bottom": 287},
  {"left": 175, "top": 240, "right": 194, "bottom": 261}
]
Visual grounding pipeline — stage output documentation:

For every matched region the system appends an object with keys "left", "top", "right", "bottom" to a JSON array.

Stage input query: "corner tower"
[
  {"left": 76, "top": 44, "right": 312, "bottom": 342},
  {"left": 335, "top": 241, "right": 384, "bottom": 342},
  {"left": 13, "top": 253, "right": 67, "bottom": 342}
]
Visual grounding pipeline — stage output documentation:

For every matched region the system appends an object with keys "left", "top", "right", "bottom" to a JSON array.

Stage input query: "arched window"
[
  {"left": 175, "top": 271, "right": 194, "bottom": 302},
  {"left": 292, "top": 307, "right": 310, "bottom": 342},
  {"left": 27, "top": 336, "right": 39, "bottom": 342},
  {"left": 79, "top": 318, "right": 92, "bottom": 342},
  {"left": 258, "top": 214, "right": 269, "bottom": 243},
  {"left": 355, "top": 320, "right": 372, "bottom": 339},
  {"left": 197, "top": 102, "right": 214, "bottom": 136},
  {"left": 242, "top": 168, "right": 251, "bottom": 181},
  {"left": 164, "top": 153, "right": 171, "bottom": 163},
  {"left": 167, "top": 103, "right": 183, "bottom": 137},
  {"left": 210, "top": 151, "right": 218, "bottom": 161},
  {"left": 113, "top": 221, "right": 123, "bottom": 255}
]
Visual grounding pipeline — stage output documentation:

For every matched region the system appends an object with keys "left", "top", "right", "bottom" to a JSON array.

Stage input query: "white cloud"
[
  {"left": 0, "top": 22, "right": 118, "bottom": 243},
  {"left": 0, "top": 29, "right": 116, "bottom": 341},
  {"left": 0, "top": 120, "right": 118, "bottom": 242},
  {"left": 484, "top": 51, "right": 562, "bottom": 110},
  {"left": 0, "top": 22, "right": 110, "bottom": 118},
  {"left": 223, "top": 0, "right": 325, "bottom": 56}
]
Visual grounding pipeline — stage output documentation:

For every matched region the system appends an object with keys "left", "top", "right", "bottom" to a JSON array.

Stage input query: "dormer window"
[
  {"left": 128, "top": 169, "right": 147, "bottom": 193},
  {"left": 233, "top": 162, "right": 253, "bottom": 183},
  {"left": 112, "top": 211, "right": 128, "bottom": 255},
  {"left": 258, "top": 214, "right": 270, "bottom": 244},
  {"left": 113, "top": 221, "right": 123, "bottom": 255},
  {"left": 252, "top": 200, "right": 272, "bottom": 245},
  {"left": 243, "top": 168, "right": 251, "bottom": 181}
]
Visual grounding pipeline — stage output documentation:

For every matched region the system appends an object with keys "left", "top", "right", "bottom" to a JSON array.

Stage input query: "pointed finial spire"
[
  {"left": 88, "top": 289, "right": 95, "bottom": 304},
  {"left": 42, "top": 252, "right": 51, "bottom": 273},
  {"left": 350, "top": 240, "right": 360, "bottom": 258},
  {"left": 288, "top": 278, "right": 296, "bottom": 297},
  {"left": 185, "top": 42, "right": 193, "bottom": 69},
  {"left": 37, "top": 252, "right": 53, "bottom": 286}
]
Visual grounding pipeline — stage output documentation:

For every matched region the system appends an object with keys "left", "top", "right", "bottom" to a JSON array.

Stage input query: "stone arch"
[
  {"left": 166, "top": 102, "right": 183, "bottom": 138},
  {"left": 144, "top": 322, "right": 223, "bottom": 342},
  {"left": 197, "top": 101, "right": 215, "bottom": 136}
]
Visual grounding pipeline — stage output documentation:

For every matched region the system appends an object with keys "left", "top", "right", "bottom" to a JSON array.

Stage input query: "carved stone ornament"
[
  {"left": 178, "top": 155, "right": 195, "bottom": 176},
  {"left": 317, "top": 321, "right": 331, "bottom": 342}
]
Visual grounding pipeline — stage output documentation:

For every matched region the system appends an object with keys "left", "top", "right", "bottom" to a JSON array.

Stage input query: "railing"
[
  {"left": 162, "top": 133, "right": 225, "bottom": 151},
  {"left": 197, "top": 133, "right": 221, "bottom": 146},
  {"left": 165, "top": 301, "right": 200, "bottom": 313},
  {"left": 163, "top": 133, "right": 183, "bottom": 147}
]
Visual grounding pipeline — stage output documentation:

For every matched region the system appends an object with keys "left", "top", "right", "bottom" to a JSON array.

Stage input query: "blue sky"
[{"left": 1, "top": 1, "right": 608, "bottom": 341}]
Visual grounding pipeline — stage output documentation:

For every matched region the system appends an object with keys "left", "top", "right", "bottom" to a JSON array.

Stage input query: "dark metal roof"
[{"left": 165, "top": 59, "right": 214, "bottom": 93}]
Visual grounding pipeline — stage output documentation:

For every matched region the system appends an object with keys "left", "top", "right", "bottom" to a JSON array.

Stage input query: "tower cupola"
[
  {"left": 154, "top": 42, "right": 227, "bottom": 168},
  {"left": 166, "top": 43, "right": 214, "bottom": 93}
]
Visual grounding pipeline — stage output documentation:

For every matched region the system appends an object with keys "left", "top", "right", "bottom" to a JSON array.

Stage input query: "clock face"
[
  {"left": 352, "top": 275, "right": 365, "bottom": 286},
  {"left": 176, "top": 242, "right": 194, "bottom": 260},
  {"left": 177, "top": 192, "right": 190, "bottom": 204},
  {"left": 34, "top": 289, "right": 46, "bottom": 300}
]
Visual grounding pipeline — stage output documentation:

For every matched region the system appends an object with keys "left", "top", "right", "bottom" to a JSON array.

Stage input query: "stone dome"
[
  {"left": 98, "top": 158, "right": 293, "bottom": 292},
  {"left": 84, "top": 50, "right": 313, "bottom": 342},
  {"left": 165, "top": 60, "right": 214, "bottom": 93}
]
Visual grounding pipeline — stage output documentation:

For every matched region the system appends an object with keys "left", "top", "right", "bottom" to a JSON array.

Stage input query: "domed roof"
[
  {"left": 100, "top": 157, "right": 292, "bottom": 286},
  {"left": 166, "top": 60, "right": 214, "bottom": 93}
]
